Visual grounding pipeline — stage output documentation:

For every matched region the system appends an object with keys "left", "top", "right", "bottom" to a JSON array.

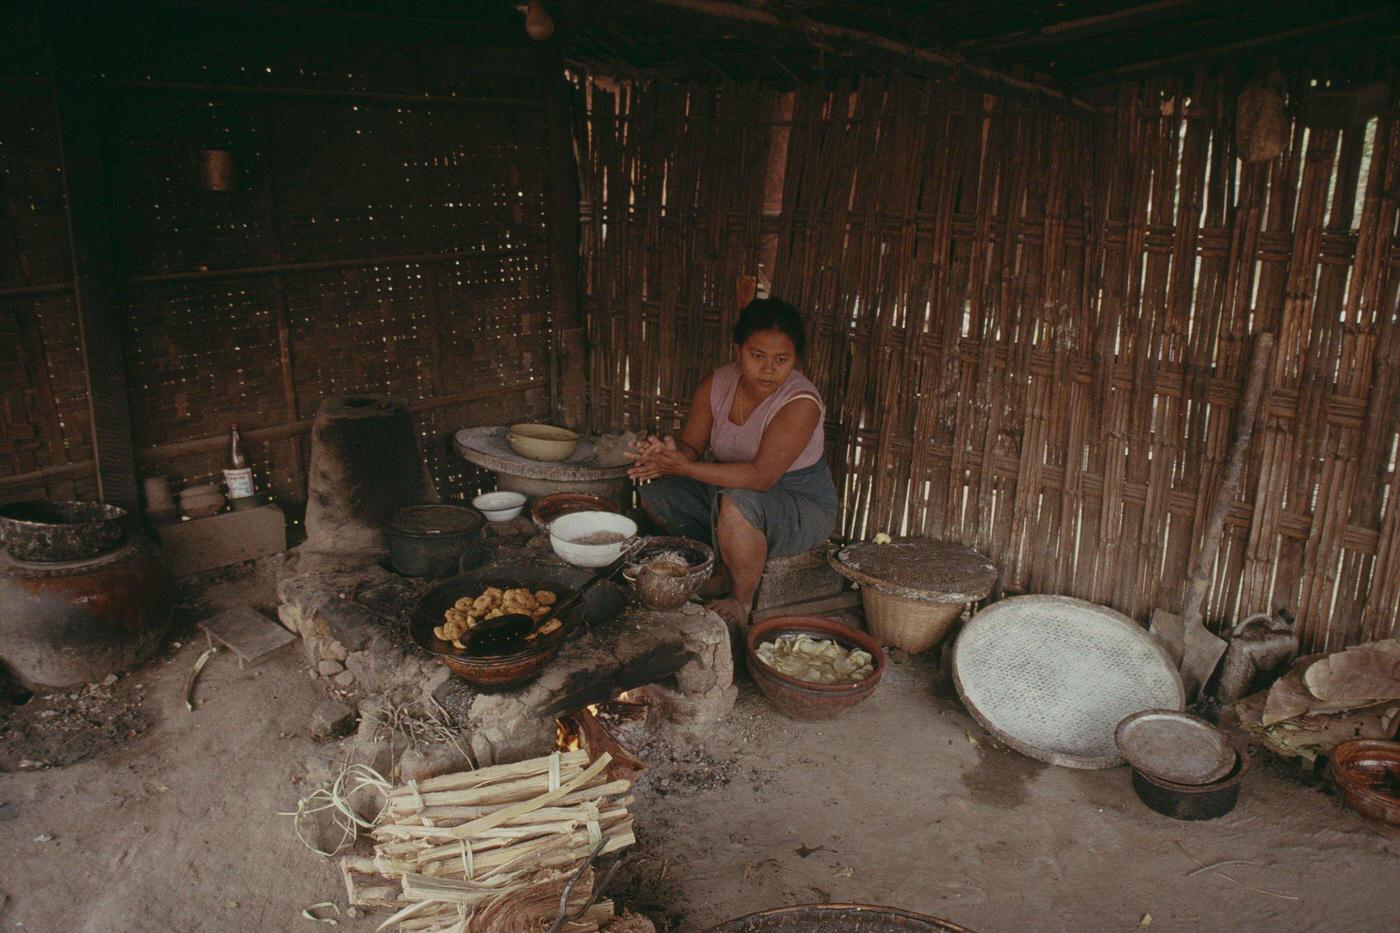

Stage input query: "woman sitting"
[{"left": 629, "top": 298, "right": 837, "bottom": 629}]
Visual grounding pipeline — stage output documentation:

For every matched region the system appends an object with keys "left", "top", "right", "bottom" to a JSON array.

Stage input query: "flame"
[{"left": 554, "top": 718, "right": 583, "bottom": 752}]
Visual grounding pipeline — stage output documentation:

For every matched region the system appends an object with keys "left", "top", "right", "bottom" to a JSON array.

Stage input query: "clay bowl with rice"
[
  {"left": 622, "top": 536, "right": 715, "bottom": 610},
  {"left": 745, "top": 615, "right": 885, "bottom": 721}
]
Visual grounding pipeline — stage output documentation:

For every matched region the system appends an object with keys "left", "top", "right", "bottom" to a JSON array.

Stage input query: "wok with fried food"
[{"left": 433, "top": 585, "right": 558, "bottom": 649}]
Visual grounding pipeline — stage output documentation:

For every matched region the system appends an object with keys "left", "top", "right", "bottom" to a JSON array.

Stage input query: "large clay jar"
[{"left": 0, "top": 536, "right": 174, "bottom": 688}]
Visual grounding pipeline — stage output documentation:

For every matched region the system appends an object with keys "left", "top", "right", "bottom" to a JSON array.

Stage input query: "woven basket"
[{"left": 861, "top": 586, "right": 964, "bottom": 653}]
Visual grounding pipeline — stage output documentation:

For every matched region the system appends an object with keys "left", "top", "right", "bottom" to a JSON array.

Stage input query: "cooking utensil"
[
  {"left": 1115, "top": 709, "right": 1236, "bottom": 786},
  {"left": 531, "top": 493, "right": 618, "bottom": 535},
  {"left": 746, "top": 616, "right": 885, "bottom": 722},
  {"left": 953, "top": 595, "right": 1184, "bottom": 769},
  {"left": 467, "top": 546, "right": 636, "bottom": 648},
  {"left": 1129, "top": 736, "right": 1250, "bottom": 820},
  {"left": 472, "top": 491, "right": 526, "bottom": 522},
  {"left": 0, "top": 500, "right": 128, "bottom": 562},
  {"left": 387, "top": 504, "right": 486, "bottom": 578},
  {"left": 625, "top": 536, "right": 714, "bottom": 610},
  {"left": 507, "top": 423, "right": 580, "bottom": 461},
  {"left": 1329, "top": 739, "right": 1400, "bottom": 825},
  {"left": 549, "top": 511, "right": 638, "bottom": 567},
  {"left": 410, "top": 573, "right": 584, "bottom": 691}
]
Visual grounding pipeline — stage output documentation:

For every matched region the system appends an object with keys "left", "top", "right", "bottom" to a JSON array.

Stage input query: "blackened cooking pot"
[
  {"left": 387, "top": 504, "right": 486, "bottom": 578},
  {"left": 1129, "top": 736, "right": 1250, "bottom": 820}
]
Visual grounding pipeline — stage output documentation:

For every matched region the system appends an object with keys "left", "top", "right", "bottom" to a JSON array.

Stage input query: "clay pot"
[{"left": 0, "top": 536, "right": 174, "bottom": 688}]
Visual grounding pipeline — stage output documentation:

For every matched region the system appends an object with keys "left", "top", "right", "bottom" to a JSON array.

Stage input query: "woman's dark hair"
[{"left": 732, "top": 297, "right": 806, "bottom": 358}]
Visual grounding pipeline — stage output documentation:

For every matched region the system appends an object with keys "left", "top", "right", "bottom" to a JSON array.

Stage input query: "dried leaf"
[
  {"left": 835, "top": 866, "right": 853, "bottom": 878},
  {"left": 302, "top": 902, "right": 339, "bottom": 925},
  {"left": 966, "top": 731, "right": 980, "bottom": 747},
  {"left": 186, "top": 648, "right": 216, "bottom": 711},
  {"left": 1140, "top": 913, "right": 1152, "bottom": 927}
]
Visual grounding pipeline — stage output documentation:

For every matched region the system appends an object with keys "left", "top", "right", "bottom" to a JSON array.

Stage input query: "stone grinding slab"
[
  {"left": 454, "top": 426, "right": 631, "bottom": 482},
  {"left": 830, "top": 537, "right": 996, "bottom": 603},
  {"left": 953, "top": 595, "right": 1184, "bottom": 769}
]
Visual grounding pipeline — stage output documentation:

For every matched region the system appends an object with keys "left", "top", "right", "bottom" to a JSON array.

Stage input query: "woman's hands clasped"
[{"left": 627, "top": 435, "right": 690, "bottom": 483}]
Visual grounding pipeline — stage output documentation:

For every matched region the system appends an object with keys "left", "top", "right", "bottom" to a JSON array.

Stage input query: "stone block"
[
  {"left": 317, "top": 659, "right": 345, "bottom": 678},
  {"left": 309, "top": 699, "right": 357, "bottom": 740},
  {"left": 155, "top": 505, "right": 287, "bottom": 578}
]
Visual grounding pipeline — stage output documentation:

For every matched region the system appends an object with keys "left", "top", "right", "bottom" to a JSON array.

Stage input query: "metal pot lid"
[
  {"left": 389, "top": 504, "right": 485, "bottom": 536},
  {"left": 953, "top": 595, "right": 1185, "bottom": 769},
  {"left": 1115, "top": 709, "right": 1237, "bottom": 786}
]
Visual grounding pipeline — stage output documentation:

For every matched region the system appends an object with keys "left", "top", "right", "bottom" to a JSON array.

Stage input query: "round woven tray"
[
  {"left": 953, "top": 595, "right": 1184, "bottom": 769},
  {"left": 830, "top": 537, "right": 997, "bottom": 603}
]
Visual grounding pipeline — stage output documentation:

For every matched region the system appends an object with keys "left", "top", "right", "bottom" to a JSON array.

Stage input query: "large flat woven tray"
[{"left": 953, "top": 595, "right": 1184, "bottom": 769}]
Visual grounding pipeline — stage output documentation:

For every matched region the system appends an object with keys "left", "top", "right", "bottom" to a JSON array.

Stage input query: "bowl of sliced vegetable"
[{"left": 745, "top": 615, "right": 885, "bottom": 721}]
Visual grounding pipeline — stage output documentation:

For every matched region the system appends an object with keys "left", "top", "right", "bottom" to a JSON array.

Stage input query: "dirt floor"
[{"left": 3, "top": 562, "right": 1398, "bottom": 932}]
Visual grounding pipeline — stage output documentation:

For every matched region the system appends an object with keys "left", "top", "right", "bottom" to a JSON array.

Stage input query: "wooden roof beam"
[
  {"left": 640, "top": 0, "right": 1099, "bottom": 116},
  {"left": 958, "top": 0, "right": 1205, "bottom": 53},
  {"left": 1071, "top": 9, "right": 1399, "bottom": 87}
]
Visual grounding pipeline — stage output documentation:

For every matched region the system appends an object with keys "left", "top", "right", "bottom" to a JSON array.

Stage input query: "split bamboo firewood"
[{"left": 335, "top": 750, "right": 637, "bottom": 933}]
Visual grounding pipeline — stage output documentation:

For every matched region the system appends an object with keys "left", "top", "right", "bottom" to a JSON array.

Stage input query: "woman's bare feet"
[{"left": 706, "top": 597, "right": 750, "bottom": 632}]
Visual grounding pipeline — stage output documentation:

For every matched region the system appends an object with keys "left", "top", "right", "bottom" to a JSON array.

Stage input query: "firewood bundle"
[{"left": 341, "top": 749, "right": 644, "bottom": 932}]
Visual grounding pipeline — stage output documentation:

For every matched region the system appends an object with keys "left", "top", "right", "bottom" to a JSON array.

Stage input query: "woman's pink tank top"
[{"left": 707, "top": 363, "right": 825, "bottom": 470}]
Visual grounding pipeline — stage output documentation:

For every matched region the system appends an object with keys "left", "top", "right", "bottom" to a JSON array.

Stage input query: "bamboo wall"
[
  {"left": 0, "top": 3, "right": 553, "bottom": 517},
  {"left": 576, "top": 69, "right": 1400, "bottom": 651}
]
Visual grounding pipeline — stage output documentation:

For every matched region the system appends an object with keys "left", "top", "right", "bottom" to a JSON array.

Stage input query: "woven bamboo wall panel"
[
  {"left": 1, "top": 86, "right": 73, "bottom": 288},
  {"left": 88, "top": 8, "right": 554, "bottom": 513},
  {"left": 577, "top": 69, "right": 1400, "bottom": 650},
  {"left": 0, "top": 63, "right": 98, "bottom": 503},
  {"left": 104, "top": 91, "right": 273, "bottom": 276},
  {"left": 577, "top": 79, "right": 774, "bottom": 433}
]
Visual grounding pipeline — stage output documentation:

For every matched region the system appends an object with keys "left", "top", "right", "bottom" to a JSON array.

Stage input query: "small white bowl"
[
  {"left": 549, "top": 511, "right": 638, "bottom": 568},
  {"left": 471, "top": 491, "right": 526, "bottom": 522}
]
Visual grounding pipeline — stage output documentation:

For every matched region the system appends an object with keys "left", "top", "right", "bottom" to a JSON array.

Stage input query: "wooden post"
[
  {"left": 538, "top": 39, "right": 589, "bottom": 431},
  {"left": 48, "top": 9, "right": 139, "bottom": 509}
]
